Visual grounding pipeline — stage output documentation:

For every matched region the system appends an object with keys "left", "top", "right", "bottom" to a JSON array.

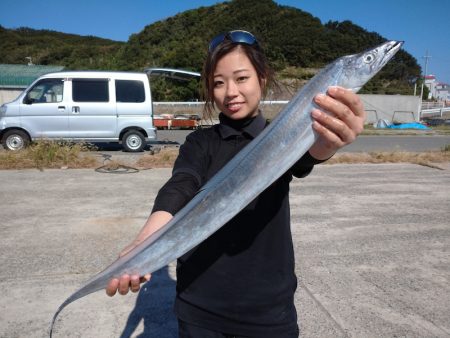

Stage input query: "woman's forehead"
[{"left": 214, "top": 49, "right": 255, "bottom": 74}]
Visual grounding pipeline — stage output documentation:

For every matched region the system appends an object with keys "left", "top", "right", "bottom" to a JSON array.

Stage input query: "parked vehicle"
[
  {"left": 153, "top": 114, "right": 201, "bottom": 130},
  {"left": 0, "top": 71, "right": 157, "bottom": 152}
]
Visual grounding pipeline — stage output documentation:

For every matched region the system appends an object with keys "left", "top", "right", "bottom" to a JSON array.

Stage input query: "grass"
[
  {"left": 0, "top": 140, "right": 449, "bottom": 171},
  {"left": 136, "top": 147, "right": 180, "bottom": 168},
  {"left": 0, "top": 140, "right": 98, "bottom": 170},
  {"left": 326, "top": 149, "right": 450, "bottom": 168},
  {"left": 129, "top": 146, "right": 450, "bottom": 170}
]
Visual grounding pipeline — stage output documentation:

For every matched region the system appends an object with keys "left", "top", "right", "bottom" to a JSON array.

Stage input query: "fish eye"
[{"left": 364, "top": 53, "right": 375, "bottom": 63}]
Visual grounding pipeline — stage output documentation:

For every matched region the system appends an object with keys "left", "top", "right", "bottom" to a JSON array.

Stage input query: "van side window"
[
  {"left": 25, "top": 79, "right": 64, "bottom": 104},
  {"left": 72, "top": 79, "right": 109, "bottom": 102},
  {"left": 116, "top": 80, "right": 145, "bottom": 103}
]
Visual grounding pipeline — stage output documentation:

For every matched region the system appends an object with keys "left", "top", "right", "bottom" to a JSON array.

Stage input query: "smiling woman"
[
  {"left": 202, "top": 30, "right": 274, "bottom": 120},
  {"left": 211, "top": 48, "right": 264, "bottom": 119},
  {"left": 98, "top": 29, "right": 370, "bottom": 338}
]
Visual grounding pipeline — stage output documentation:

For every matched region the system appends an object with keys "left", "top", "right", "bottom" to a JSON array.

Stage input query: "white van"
[{"left": 0, "top": 71, "right": 157, "bottom": 152}]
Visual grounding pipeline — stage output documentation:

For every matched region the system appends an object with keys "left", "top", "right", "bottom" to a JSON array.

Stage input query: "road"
[
  {"left": 341, "top": 134, "right": 450, "bottom": 152},
  {"left": 1, "top": 130, "right": 449, "bottom": 154},
  {"left": 1, "top": 164, "right": 449, "bottom": 337},
  {"left": 155, "top": 130, "right": 450, "bottom": 152}
]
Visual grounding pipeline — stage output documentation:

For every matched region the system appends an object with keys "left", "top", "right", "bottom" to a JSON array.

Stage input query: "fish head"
[{"left": 338, "top": 40, "right": 403, "bottom": 92}]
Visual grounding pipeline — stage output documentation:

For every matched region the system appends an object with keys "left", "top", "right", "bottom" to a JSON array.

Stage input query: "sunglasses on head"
[{"left": 208, "top": 30, "right": 259, "bottom": 53}]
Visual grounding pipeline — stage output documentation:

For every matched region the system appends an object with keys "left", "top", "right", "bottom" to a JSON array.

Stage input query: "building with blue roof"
[{"left": 0, "top": 64, "right": 65, "bottom": 105}]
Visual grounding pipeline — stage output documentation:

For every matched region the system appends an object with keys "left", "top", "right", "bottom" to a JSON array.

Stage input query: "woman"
[{"left": 107, "top": 30, "right": 365, "bottom": 337}]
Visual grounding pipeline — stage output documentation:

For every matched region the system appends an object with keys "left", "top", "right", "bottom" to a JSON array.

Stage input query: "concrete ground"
[{"left": 0, "top": 163, "right": 449, "bottom": 338}]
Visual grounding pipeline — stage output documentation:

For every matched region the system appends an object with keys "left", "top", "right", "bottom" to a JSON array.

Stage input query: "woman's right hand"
[
  {"left": 105, "top": 211, "right": 173, "bottom": 297},
  {"left": 105, "top": 241, "right": 151, "bottom": 297}
]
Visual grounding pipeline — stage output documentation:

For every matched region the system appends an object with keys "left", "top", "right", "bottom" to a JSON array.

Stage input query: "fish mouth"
[
  {"left": 386, "top": 40, "right": 404, "bottom": 55},
  {"left": 370, "top": 40, "right": 404, "bottom": 72},
  {"left": 382, "top": 40, "right": 404, "bottom": 63}
]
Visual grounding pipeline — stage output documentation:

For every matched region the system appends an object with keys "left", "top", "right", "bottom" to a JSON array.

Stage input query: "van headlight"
[{"left": 0, "top": 104, "right": 6, "bottom": 115}]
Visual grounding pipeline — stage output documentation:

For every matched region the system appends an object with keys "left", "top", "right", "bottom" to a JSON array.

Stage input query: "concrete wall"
[
  {"left": 155, "top": 95, "right": 422, "bottom": 124},
  {"left": 359, "top": 94, "right": 420, "bottom": 123},
  {"left": 1, "top": 90, "right": 421, "bottom": 124},
  {"left": 0, "top": 89, "right": 24, "bottom": 105}
]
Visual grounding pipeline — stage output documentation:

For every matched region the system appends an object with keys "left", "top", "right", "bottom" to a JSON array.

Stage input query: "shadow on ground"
[{"left": 120, "top": 267, "right": 178, "bottom": 338}]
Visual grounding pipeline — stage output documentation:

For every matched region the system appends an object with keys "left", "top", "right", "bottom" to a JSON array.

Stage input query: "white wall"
[
  {"left": 0, "top": 89, "right": 24, "bottom": 105},
  {"left": 1, "top": 90, "right": 422, "bottom": 123},
  {"left": 359, "top": 94, "right": 420, "bottom": 123}
]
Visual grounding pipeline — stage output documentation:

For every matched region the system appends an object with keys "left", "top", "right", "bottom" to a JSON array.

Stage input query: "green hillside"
[
  {"left": 0, "top": 25, "right": 124, "bottom": 70},
  {"left": 0, "top": 0, "right": 421, "bottom": 100}
]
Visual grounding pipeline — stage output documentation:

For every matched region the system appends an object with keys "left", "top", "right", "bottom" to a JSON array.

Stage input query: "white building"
[
  {"left": 434, "top": 82, "right": 450, "bottom": 102},
  {"left": 424, "top": 75, "right": 450, "bottom": 101}
]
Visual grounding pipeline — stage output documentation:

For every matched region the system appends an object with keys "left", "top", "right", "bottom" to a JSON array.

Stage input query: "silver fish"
[{"left": 50, "top": 40, "right": 403, "bottom": 336}]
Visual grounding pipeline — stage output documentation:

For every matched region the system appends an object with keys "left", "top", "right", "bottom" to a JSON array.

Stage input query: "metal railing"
[
  {"left": 421, "top": 101, "right": 449, "bottom": 110},
  {"left": 392, "top": 111, "right": 415, "bottom": 122},
  {"left": 153, "top": 101, "right": 449, "bottom": 120},
  {"left": 421, "top": 107, "right": 450, "bottom": 117}
]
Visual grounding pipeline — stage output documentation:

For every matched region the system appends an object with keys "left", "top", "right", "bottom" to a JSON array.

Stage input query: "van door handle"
[
  {"left": 58, "top": 106, "right": 65, "bottom": 111},
  {"left": 72, "top": 106, "right": 80, "bottom": 114}
]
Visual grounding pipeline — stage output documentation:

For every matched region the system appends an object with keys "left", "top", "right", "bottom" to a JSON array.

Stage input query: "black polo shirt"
[{"left": 152, "top": 113, "right": 322, "bottom": 336}]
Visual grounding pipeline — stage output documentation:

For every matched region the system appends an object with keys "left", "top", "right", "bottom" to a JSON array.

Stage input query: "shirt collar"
[{"left": 218, "top": 112, "right": 266, "bottom": 139}]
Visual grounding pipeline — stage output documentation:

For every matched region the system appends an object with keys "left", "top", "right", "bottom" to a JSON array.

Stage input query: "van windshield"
[{"left": 25, "top": 78, "right": 64, "bottom": 104}]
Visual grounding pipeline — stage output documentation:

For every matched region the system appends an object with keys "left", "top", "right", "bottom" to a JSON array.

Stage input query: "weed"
[
  {"left": 0, "top": 140, "right": 98, "bottom": 170},
  {"left": 1, "top": 140, "right": 449, "bottom": 170},
  {"left": 136, "top": 147, "right": 179, "bottom": 168},
  {"left": 326, "top": 149, "right": 450, "bottom": 166}
]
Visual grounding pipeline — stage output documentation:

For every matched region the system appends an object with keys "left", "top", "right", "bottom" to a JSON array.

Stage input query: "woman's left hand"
[{"left": 309, "top": 86, "right": 366, "bottom": 160}]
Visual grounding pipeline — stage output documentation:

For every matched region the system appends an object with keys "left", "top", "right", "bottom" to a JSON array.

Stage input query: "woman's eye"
[
  {"left": 214, "top": 81, "right": 224, "bottom": 87},
  {"left": 237, "top": 76, "right": 248, "bottom": 83}
]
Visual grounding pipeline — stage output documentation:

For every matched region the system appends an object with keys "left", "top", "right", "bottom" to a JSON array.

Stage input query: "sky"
[{"left": 1, "top": 0, "right": 449, "bottom": 84}]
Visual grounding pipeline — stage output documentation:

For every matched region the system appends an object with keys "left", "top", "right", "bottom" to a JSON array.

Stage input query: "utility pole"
[{"left": 418, "top": 50, "right": 432, "bottom": 120}]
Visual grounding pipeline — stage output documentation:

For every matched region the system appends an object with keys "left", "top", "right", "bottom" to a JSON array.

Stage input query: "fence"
[
  {"left": 420, "top": 101, "right": 450, "bottom": 118},
  {"left": 154, "top": 96, "right": 449, "bottom": 123},
  {"left": 153, "top": 101, "right": 290, "bottom": 120}
]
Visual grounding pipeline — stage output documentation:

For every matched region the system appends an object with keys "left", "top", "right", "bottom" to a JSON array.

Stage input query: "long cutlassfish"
[{"left": 50, "top": 40, "right": 403, "bottom": 337}]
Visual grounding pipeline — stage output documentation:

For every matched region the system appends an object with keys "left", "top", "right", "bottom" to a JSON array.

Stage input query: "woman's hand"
[
  {"left": 105, "top": 241, "right": 151, "bottom": 297},
  {"left": 309, "top": 86, "right": 366, "bottom": 160},
  {"left": 105, "top": 211, "right": 173, "bottom": 297}
]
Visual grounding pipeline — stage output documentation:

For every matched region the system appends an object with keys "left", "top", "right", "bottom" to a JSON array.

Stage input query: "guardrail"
[
  {"left": 421, "top": 107, "right": 450, "bottom": 117},
  {"left": 421, "top": 101, "right": 450, "bottom": 110},
  {"left": 153, "top": 101, "right": 449, "bottom": 121}
]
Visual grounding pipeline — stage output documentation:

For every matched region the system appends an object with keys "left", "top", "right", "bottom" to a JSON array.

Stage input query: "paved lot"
[
  {"left": 155, "top": 130, "right": 450, "bottom": 152},
  {"left": 0, "top": 163, "right": 449, "bottom": 337}
]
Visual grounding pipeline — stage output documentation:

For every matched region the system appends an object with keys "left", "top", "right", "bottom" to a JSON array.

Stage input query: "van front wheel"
[
  {"left": 2, "top": 129, "right": 31, "bottom": 151},
  {"left": 122, "top": 130, "right": 145, "bottom": 152}
]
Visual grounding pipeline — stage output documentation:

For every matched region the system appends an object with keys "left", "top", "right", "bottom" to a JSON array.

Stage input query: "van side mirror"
[{"left": 24, "top": 96, "right": 34, "bottom": 105}]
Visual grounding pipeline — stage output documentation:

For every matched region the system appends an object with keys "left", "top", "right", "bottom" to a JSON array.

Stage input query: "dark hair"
[{"left": 201, "top": 38, "right": 274, "bottom": 119}]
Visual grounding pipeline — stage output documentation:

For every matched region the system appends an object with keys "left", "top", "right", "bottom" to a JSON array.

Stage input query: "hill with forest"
[
  {"left": 0, "top": 25, "right": 124, "bottom": 70},
  {"left": 0, "top": 0, "right": 421, "bottom": 100}
]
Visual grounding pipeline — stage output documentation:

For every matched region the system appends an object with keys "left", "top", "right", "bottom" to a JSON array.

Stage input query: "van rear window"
[
  {"left": 72, "top": 79, "right": 109, "bottom": 102},
  {"left": 116, "top": 80, "right": 145, "bottom": 103}
]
